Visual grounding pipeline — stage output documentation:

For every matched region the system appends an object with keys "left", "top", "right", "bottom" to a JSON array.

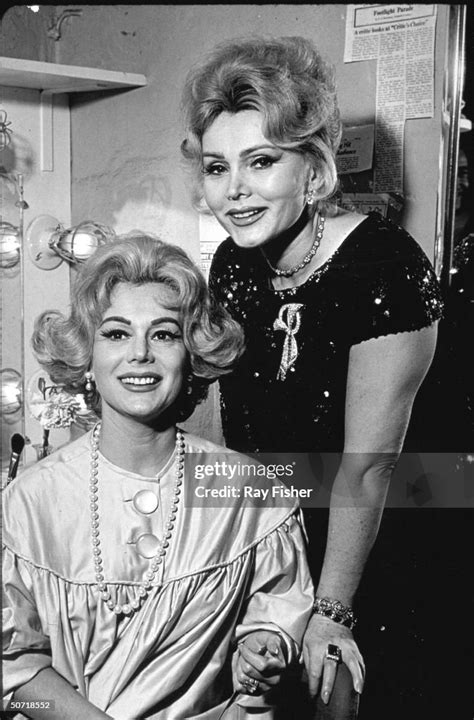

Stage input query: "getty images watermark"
[
  {"left": 184, "top": 452, "right": 474, "bottom": 508},
  {"left": 193, "top": 459, "right": 313, "bottom": 501}
]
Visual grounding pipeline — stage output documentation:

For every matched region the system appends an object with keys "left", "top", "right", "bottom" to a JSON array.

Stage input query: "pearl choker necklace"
[
  {"left": 89, "top": 422, "right": 185, "bottom": 616},
  {"left": 264, "top": 213, "right": 325, "bottom": 278}
]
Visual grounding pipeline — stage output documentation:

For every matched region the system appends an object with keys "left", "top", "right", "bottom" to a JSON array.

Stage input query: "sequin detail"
[{"left": 209, "top": 212, "right": 444, "bottom": 453}]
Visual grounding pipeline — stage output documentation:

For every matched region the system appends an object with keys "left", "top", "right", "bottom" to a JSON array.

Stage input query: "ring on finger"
[
  {"left": 241, "top": 677, "right": 259, "bottom": 694},
  {"left": 325, "top": 644, "right": 342, "bottom": 664}
]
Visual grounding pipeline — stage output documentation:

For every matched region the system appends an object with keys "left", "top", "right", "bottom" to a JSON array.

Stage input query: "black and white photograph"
[{"left": 1, "top": 5, "right": 473, "bottom": 719}]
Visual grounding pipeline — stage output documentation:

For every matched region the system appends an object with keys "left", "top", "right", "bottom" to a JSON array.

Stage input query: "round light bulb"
[
  {"left": 57, "top": 230, "right": 99, "bottom": 262},
  {"left": 0, "top": 223, "right": 21, "bottom": 269},
  {"left": 1, "top": 368, "right": 23, "bottom": 415}
]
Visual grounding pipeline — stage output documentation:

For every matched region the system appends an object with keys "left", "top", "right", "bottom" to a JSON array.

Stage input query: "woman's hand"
[
  {"left": 232, "top": 630, "right": 287, "bottom": 695},
  {"left": 303, "top": 614, "right": 365, "bottom": 704}
]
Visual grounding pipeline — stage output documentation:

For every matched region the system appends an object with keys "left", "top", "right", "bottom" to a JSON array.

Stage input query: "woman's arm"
[
  {"left": 11, "top": 668, "right": 113, "bottom": 720},
  {"left": 233, "top": 510, "right": 314, "bottom": 704},
  {"left": 303, "top": 323, "right": 438, "bottom": 700},
  {"left": 234, "top": 511, "right": 314, "bottom": 654},
  {"left": 2, "top": 549, "right": 111, "bottom": 720}
]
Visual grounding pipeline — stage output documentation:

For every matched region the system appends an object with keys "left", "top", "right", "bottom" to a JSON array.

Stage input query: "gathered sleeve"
[
  {"left": 230, "top": 510, "right": 313, "bottom": 714},
  {"left": 234, "top": 510, "right": 314, "bottom": 662},
  {"left": 2, "top": 545, "right": 52, "bottom": 708}
]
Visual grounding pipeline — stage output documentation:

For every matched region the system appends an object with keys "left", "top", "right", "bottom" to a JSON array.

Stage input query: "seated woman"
[{"left": 2, "top": 234, "right": 314, "bottom": 720}]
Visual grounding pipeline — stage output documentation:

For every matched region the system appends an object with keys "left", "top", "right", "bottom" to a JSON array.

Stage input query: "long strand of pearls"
[{"left": 89, "top": 422, "right": 185, "bottom": 616}]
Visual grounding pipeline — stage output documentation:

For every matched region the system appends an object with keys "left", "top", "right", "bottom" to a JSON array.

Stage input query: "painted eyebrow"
[
  {"left": 202, "top": 144, "right": 279, "bottom": 159},
  {"left": 99, "top": 316, "right": 181, "bottom": 328}
]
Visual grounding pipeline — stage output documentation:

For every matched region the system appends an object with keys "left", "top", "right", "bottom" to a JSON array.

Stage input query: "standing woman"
[{"left": 180, "top": 36, "right": 443, "bottom": 711}]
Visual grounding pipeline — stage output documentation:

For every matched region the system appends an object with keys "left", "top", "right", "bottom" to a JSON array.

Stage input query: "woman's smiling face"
[
  {"left": 201, "top": 110, "right": 313, "bottom": 249},
  {"left": 92, "top": 282, "right": 187, "bottom": 426}
]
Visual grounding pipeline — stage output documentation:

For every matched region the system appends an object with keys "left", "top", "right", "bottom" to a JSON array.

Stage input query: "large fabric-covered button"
[
  {"left": 133, "top": 489, "right": 159, "bottom": 514},
  {"left": 136, "top": 533, "right": 161, "bottom": 558}
]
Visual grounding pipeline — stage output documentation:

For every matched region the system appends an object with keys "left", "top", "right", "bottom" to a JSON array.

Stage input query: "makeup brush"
[{"left": 6, "top": 433, "right": 25, "bottom": 486}]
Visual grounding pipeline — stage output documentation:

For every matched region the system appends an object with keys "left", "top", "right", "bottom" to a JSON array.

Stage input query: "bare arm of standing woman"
[{"left": 303, "top": 323, "right": 438, "bottom": 703}]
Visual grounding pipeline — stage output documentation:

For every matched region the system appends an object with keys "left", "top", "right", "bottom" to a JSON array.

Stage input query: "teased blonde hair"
[
  {"left": 181, "top": 35, "right": 342, "bottom": 213},
  {"left": 32, "top": 233, "right": 245, "bottom": 418}
]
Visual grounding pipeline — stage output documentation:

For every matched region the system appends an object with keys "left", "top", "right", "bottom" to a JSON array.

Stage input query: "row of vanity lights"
[
  {"left": 1, "top": 216, "right": 115, "bottom": 270},
  {"left": 1, "top": 216, "right": 115, "bottom": 419}
]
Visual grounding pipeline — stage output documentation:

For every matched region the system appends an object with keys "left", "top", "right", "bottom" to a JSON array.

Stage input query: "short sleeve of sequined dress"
[
  {"left": 346, "top": 213, "right": 444, "bottom": 344},
  {"left": 209, "top": 213, "right": 443, "bottom": 345},
  {"left": 208, "top": 213, "right": 444, "bottom": 454}
]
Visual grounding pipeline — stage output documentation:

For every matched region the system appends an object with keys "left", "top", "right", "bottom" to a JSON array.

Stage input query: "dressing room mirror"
[{"left": 435, "top": 4, "right": 469, "bottom": 291}]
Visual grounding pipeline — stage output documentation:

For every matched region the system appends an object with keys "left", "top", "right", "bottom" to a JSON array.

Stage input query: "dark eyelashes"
[
  {"left": 201, "top": 164, "right": 224, "bottom": 175},
  {"left": 100, "top": 329, "right": 128, "bottom": 339},
  {"left": 201, "top": 155, "right": 278, "bottom": 175},
  {"left": 158, "top": 331, "right": 182, "bottom": 340},
  {"left": 253, "top": 155, "right": 275, "bottom": 166},
  {"left": 99, "top": 329, "right": 181, "bottom": 340}
]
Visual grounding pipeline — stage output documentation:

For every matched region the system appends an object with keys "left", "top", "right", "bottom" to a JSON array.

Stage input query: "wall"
[
  {"left": 0, "top": 84, "right": 71, "bottom": 472},
  {"left": 1, "top": 4, "right": 450, "bottom": 444},
  {"left": 0, "top": 5, "right": 57, "bottom": 62},
  {"left": 48, "top": 4, "right": 448, "bottom": 258}
]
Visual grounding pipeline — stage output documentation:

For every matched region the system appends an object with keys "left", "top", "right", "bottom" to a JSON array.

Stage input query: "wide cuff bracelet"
[{"left": 313, "top": 596, "right": 357, "bottom": 630}]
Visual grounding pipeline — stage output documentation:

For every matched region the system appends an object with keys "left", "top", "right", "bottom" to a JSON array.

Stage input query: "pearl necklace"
[
  {"left": 89, "top": 422, "right": 185, "bottom": 616},
  {"left": 264, "top": 213, "right": 325, "bottom": 278}
]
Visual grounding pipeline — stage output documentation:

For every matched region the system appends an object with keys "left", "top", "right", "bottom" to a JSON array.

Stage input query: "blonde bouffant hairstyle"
[
  {"left": 32, "top": 233, "right": 245, "bottom": 420},
  {"left": 180, "top": 35, "right": 342, "bottom": 213}
]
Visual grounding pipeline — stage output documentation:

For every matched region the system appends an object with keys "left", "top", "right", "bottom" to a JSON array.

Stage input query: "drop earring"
[
  {"left": 85, "top": 371, "right": 94, "bottom": 393},
  {"left": 186, "top": 374, "right": 193, "bottom": 395},
  {"left": 306, "top": 187, "right": 316, "bottom": 206}
]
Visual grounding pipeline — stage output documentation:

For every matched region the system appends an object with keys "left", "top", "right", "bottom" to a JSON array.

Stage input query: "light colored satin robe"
[{"left": 2, "top": 430, "right": 313, "bottom": 719}]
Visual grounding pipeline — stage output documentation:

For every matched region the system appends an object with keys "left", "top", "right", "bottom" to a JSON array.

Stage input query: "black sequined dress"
[
  {"left": 210, "top": 213, "right": 448, "bottom": 718},
  {"left": 209, "top": 212, "right": 444, "bottom": 454}
]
